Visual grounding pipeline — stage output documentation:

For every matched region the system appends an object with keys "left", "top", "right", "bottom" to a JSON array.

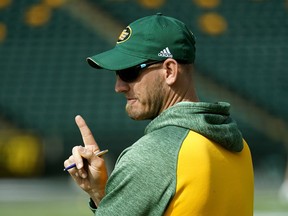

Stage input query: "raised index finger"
[{"left": 75, "top": 115, "right": 99, "bottom": 149}]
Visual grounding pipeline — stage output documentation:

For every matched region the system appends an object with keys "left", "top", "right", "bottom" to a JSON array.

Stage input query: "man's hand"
[{"left": 64, "top": 115, "right": 108, "bottom": 206}]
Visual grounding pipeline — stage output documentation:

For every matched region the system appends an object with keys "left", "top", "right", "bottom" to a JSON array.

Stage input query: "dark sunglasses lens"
[
  {"left": 117, "top": 68, "right": 140, "bottom": 82},
  {"left": 116, "top": 60, "right": 163, "bottom": 82}
]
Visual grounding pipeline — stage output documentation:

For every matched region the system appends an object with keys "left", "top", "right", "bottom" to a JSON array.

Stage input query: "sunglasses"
[{"left": 115, "top": 60, "right": 164, "bottom": 83}]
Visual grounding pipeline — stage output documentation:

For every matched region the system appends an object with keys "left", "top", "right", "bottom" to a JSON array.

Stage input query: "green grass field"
[
  {"left": 254, "top": 190, "right": 288, "bottom": 215},
  {"left": 0, "top": 178, "right": 287, "bottom": 216},
  {"left": 1, "top": 194, "right": 287, "bottom": 216},
  {"left": 0, "top": 200, "right": 90, "bottom": 216}
]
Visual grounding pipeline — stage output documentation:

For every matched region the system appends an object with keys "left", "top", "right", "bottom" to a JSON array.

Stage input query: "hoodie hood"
[{"left": 145, "top": 101, "right": 243, "bottom": 152}]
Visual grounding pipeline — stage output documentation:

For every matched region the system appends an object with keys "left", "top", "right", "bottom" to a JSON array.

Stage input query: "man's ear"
[{"left": 163, "top": 58, "right": 178, "bottom": 86}]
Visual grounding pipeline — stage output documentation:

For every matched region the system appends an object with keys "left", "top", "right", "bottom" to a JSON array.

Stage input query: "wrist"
[{"left": 88, "top": 188, "right": 105, "bottom": 206}]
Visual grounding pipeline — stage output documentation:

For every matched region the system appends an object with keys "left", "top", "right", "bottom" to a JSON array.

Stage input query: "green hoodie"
[{"left": 91, "top": 102, "right": 254, "bottom": 215}]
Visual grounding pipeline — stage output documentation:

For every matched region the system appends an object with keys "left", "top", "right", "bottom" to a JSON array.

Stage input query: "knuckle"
[
  {"left": 63, "top": 160, "right": 68, "bottom": 167},
  {"left": 72, "top": 146, "right": 79, "bottom": 153}
]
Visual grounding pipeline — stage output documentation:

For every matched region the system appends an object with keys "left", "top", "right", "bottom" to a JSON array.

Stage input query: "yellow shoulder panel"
[{"left": 165, "top": 131, "right": 254, "bottom": 216}]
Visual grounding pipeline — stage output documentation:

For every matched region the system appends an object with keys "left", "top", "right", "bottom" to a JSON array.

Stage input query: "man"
[{"left": 64, "top": 13, "right": 254, "bottom": 215}]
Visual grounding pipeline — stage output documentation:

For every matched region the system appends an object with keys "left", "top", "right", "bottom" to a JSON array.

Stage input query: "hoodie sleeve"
[{"left": 92, "top": 146, "right": 175, "bottom": 216}]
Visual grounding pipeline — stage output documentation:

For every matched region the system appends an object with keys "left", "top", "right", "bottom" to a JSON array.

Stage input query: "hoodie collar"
[{"left": 145, "top": 102, "right": 243, "bottom": 152}]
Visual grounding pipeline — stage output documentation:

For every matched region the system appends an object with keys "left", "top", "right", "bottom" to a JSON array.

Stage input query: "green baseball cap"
[{"left": 87, "top": 13, "right": 196, "bottom": 71}]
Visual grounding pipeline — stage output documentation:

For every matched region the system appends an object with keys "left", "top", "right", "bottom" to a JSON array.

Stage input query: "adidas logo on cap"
[{"left": 158, "top": 47, "right": 173, "bottom": 58}]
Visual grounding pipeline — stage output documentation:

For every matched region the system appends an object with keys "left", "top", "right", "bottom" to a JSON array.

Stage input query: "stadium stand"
[{"left": 0, "top": 0, "right": 287, "bottom": 178}]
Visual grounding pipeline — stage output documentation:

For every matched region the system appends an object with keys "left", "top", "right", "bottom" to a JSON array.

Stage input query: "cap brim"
[{"left": 87, "top": 47, "right": 148, "bottom": 71}]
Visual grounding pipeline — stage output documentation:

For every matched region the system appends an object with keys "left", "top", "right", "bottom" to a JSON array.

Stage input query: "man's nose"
[{"left": 115, "top": 76, "right": 130, "bottom": 93}]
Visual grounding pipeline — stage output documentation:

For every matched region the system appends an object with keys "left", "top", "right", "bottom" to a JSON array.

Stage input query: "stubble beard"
[{"left": 126, "top": 84, "right": 165, "bottom": 121}]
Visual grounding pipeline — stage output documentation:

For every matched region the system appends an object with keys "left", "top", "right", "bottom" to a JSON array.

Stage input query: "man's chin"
[
  {"left": 126, "top": 111, "right": 144, "bottom": 120},
  {"left": 126, "top": 109, "right": 155, "bottom": 121},
  {"left": 126, "top": 103, "right": 155, "bottom": 120},
  {"left": 126, "top": 107, "right": 145, "bottom": 120}
]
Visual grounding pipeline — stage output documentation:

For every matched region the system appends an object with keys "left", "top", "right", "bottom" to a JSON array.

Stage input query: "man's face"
[{"left": 115, "top": 63, "right": 166, "bottom": 120}]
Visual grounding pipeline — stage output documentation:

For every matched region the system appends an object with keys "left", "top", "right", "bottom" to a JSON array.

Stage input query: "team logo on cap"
[{"left": 117, "top": 26, "right": 132, "bottom": 44}]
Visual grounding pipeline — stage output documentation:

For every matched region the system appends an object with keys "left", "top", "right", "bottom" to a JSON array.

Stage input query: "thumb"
[
  {"left": 78, "top": 146, "right": 105, "bottom": 170},
  {"left": 78, "top": 146, "right": 94, "bottom": 159}
]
